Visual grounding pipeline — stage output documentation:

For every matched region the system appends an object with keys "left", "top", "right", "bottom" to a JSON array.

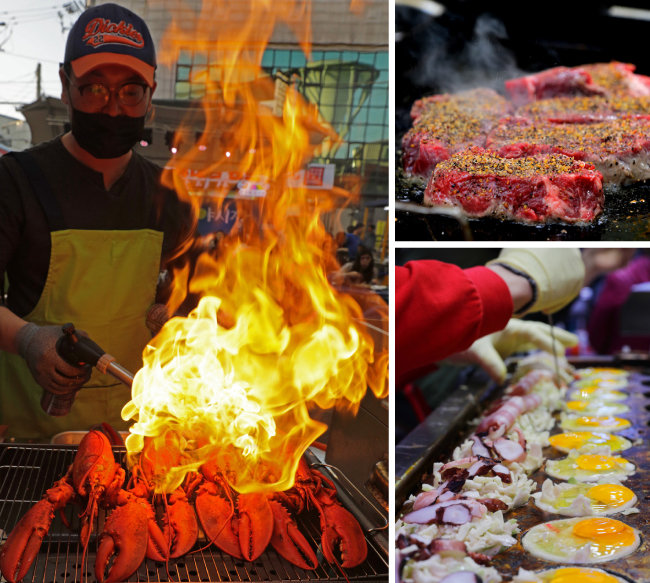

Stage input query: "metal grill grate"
[{"left": 0, "top": 445, "right": 388, "bottom": 583}]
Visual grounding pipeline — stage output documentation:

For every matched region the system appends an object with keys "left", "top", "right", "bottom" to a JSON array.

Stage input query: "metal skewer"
[{"left": 547, "top": 313, "right": 562, "bottom": 385}]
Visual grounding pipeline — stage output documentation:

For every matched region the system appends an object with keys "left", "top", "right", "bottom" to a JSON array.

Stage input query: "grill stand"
[{"left": 0, "top": 446, "right": 388, "bottom": 583}]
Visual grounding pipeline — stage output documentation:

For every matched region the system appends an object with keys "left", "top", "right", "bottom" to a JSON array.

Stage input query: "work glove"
[
  {"left": 487, "top": 248, "right": 585, "bottom": 315},
  {"left": 146, "top": 303, "right": 170, "bottom": 336},
  {"left": 16, "top": 323, "right": 91, "bottom": 394},
  {"left": 444, "top": 319, "right": 579, "bottom": 383}
]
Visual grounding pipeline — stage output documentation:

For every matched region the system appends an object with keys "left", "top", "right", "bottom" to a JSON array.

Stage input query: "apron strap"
[{"left": 7, "top": 151, "right": 67, "bottom": 232}]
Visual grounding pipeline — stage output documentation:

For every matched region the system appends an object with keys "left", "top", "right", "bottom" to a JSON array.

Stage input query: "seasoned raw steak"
[
  {"left": 505, "top": 62, "right": 650, "bottom": 107},
  {"left": 516, "top": 95, "right": 650, "bottom": 123},
  {"left": 402, "top": 88, "right": 512, "bottom": 177},
  {"left": 424, "top": 147, "right": 604, "bottom": 224},
  {"left": 409, "top": 87, "right": 512, "bottom": 122},
  {"left": 486, "top": 115, "right": 650, "bottom": 184}
]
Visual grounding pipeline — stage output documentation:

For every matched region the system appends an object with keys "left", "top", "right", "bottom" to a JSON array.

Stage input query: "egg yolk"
[
  {"left": 575, "top": 416, "right": 629, "bottom": 430},
  {"left": 550, "top": 432, "right": 628, "bottom": 452},
  {"left": 572, "top": 389, "right": 627, "bottom": 401},
  {"left": 547, "top": 567, "right": 621, "bottom": 582},
  {"left": 608, "top": 434, "right": 628, "bottom": 450},
  {"left": 594, "top": 379, "right": 620, "bottom": 387},
  {"left": 577, "top": 374, "right": 625, "bottom": 387},
  {"left": 587, "top": 484, "right": 634, "bottom": 507},
  {"left": 572, "top": 518, "right": 636, "bottom": 557},
  {"left": 579, "top": 367, "right": 626, "bottom": 377},
  {"left": 549, "top": 432, "right": 594, "bottom": 449},
  {"left": 575, "top": 454, "right": 627, "bottom": 471},
  {"left": 566, "top": 400, "right": 588, "bottom": 411}
]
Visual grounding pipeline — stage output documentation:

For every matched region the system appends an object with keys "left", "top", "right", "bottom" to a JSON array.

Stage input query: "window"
[{"left": 173, "top": 48, "right": 388, "bottom": 185}]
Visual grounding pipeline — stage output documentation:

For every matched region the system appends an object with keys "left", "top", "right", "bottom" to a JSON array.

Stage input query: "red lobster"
[
  {"left": 192, "top": 456, "right": 368, "bottom": 570},
  {"left": 0, "top": 430, "right": 144, "bottom": 583},
  {"left": 123, "top": 437, "right": 199, "bottom": 562},
  {"left": 270, "top": 458, "right": 368, "bottom": 570},
  {"left": 192, "top": 458, "right": 275, "bottom": 562}
]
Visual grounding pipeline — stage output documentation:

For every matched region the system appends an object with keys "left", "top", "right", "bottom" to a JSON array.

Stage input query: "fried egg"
[
  {"left": 573, "top": 377, "right": 628, "bottom": 391},
  {"left": 568, "top": 388, "right": 628, "bottom": 403},
  {"left": 512, "top": 566, "right": 631, "bottom": 583},
  {"left": 548, "top": 432, "right": 632, "bottom": 454},
  {"left": 546, "top": 452, "right": 635, "bottom": 483},
  {"left": 532, "top": 478, "right": 638, "bottom": 516},
  {"left": 563, "top": 401, "right": 629, "bottom": 416},
  {"left": 575, "top": 367, "right": 629, "bottom": 380},
  {"left": 522, "top": 517, "right": 640, "bottom": 564},
  {"left": 560, "top": 415, "right": 630, "bottom": 433}
]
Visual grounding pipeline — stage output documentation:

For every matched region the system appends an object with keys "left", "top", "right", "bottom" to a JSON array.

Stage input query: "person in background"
[
  {"left": 333, "top": 230, "right": 349, "bottom": 266},
  {"left": 335, "top": 245, "right": 376, "bottom": 285},
  {"left": 581, "top": 248, "right": 637, "bottom": 287},
  {"left": 0, "top": 3, "right": 194, "bottom": 441},
  {"left": 345, "top": 223, "right": 363, "bottom": 260},
  {"left": 587, "top": 249, "right": 650, "bottom": 354},
  {"left": 214, "top": 229, "right": 226, "bottom": 245},
  {"left": 396, "top": 248, "right": 585, "bottom": 388},
  {"left": 362, "top": 222, "right": 376, "bottom": 252}
]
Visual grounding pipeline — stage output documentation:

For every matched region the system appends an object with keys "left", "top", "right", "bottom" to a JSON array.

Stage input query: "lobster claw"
[
  {"left": 268, "top": 499, "right": 318, "bottom": 570},
  {"left": 162, "top": 488, "right": 199, "bottom": 558},
  {"left": 144, "top": 503, "right": 170, "bottom": 563},
  {"left": 195, "top": 482, "right": 243, "bottom": 559},
  {"left": 319, "top": 503, "right": 368, "bottom": 569},
  {"left": 95, "top": 492, "right": 149, "bottom": 583},
  {"left": 0, "top": 477, "right": 75, "bottom": 583},
  {"left": 237, "top": 493, "right": 274, "bottom": 561},
  {"left": 0, "top": 498, "right": 59, "bottom": 583}
]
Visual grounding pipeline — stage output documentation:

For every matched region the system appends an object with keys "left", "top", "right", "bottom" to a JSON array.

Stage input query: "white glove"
[
  {"left": 445, "top": 319, "right": 579, "bottom": 383},
  {"left": 487, "top": 248, "right": 585, "bottom": 315}
]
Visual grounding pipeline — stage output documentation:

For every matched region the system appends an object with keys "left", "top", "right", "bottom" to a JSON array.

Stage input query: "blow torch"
[{"left": 45, "top": 323, "right": 135, "bottom": 416}]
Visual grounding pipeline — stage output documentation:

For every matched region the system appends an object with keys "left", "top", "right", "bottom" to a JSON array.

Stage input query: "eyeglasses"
[{"left": 65, "top": 72, "right": 149, "bottom": 108}]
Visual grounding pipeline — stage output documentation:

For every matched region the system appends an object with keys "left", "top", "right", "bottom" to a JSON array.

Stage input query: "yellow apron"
[{"left": 0, "top": 225, "right": 163, "bottom": 441}]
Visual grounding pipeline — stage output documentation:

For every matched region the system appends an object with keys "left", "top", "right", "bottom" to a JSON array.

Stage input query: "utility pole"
[{"left": 36, "top": 63, "right": 42, "bottom": 101}]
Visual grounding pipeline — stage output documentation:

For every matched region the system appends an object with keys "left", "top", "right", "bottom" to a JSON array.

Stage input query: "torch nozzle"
[{"left": 56, "top": 323, "right": 134, "bottom": 387}]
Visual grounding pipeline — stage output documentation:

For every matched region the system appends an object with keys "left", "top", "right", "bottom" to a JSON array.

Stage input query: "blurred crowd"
[{"left": 332, "top": 222, "right": 385, "bottom": 287}]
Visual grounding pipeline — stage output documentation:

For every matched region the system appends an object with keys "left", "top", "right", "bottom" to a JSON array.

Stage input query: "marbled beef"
[{"left": 424, "top": 147, "right": 603, "bottom": 224}]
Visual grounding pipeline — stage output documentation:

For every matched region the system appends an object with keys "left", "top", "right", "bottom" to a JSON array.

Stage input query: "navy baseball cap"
[{"left": 64, "top": 3, "right": 156, "bottom": 86}]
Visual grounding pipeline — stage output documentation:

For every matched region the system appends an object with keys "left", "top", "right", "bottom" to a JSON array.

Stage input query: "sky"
[{"left": 0, "top": 0, "right": 82, "bottom": 120}]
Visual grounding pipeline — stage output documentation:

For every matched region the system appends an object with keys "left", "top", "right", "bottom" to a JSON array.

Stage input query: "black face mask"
[{"left": 70, "top": 108, "right": 145, "bottom": 159}]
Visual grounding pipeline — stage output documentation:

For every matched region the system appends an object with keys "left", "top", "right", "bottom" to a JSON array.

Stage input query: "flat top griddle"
[
  {"left": 0, "top": 445, "right": 388, "bottom": 583},
  {"left": 396, "top": 361, "right": 650, "bottom": 582},
  {"left": 395, "top": 163, "right": 650, "bottom": 242}
]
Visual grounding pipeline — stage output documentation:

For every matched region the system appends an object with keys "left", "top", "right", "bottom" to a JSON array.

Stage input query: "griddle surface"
[
  {"left": 396, "top": 366, "right": 650, "bottom": 582},
  {"left": 396, "top": 170, "right": 650, "bottom": 241}
]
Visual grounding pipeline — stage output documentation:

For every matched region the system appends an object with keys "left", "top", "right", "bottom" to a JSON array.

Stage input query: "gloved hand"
[
  {"left": 487, "top": 248, "right": 585, "bottom": 314},
  {"left": 445, "top": 319, "right": 579, "bottom": 383},
  {"left": 146, "top": 303, "right": 170, "bottom": 336},
  {"left": 16, "top": 323, "right": 91, "bottom": 394}
]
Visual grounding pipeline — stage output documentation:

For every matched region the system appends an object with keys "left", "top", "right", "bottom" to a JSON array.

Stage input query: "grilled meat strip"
[
  {"left": 487, "top": 115, "right": 650, "bottom": 184},
  {"left": 515, "top": 95, "right": 650, "bottom": 123},
  {"left": 505, "top": 61, "right": 650, "bottom": 107},
  {"left": 424, "top": 147, "right": 604, "bottom": 224},
  {"left": 402, "top": 88, "right": 512, "bottom": 178}
]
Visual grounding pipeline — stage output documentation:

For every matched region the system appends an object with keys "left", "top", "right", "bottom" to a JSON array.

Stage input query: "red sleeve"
[{"left": 396, "top": 261, "right": 513, "bottom": 387}]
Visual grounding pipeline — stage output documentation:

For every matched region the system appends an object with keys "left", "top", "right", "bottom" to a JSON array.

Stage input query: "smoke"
[{"left": 408, "top": 13, "right": 526, "bottom": 96}]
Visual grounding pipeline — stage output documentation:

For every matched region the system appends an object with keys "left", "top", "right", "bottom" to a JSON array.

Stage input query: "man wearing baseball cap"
[
  {"left": 0, "top": 3, "right": 195, "bottom": 440},
  {"left": 61, "top": 2, "right": 157, "bottom": 161}
]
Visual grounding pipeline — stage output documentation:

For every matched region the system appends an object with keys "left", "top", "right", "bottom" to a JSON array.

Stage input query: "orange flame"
[{"left": 121, "top": 0, "right": 387, "bottom": 494}]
